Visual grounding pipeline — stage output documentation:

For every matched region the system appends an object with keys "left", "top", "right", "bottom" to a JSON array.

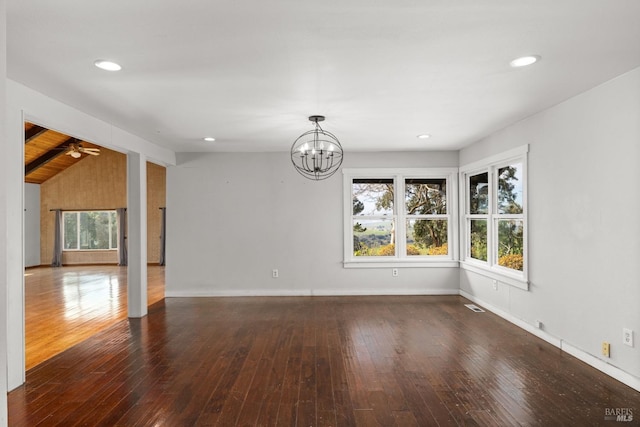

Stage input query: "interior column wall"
[
  {"left": 127, "top": 151, "right": 148, "bottom": 318},
  {"left": 1, "top": 0, "right": 9, "bottom": 422}
]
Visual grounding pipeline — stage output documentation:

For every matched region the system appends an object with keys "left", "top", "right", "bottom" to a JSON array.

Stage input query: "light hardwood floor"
[{"left": 24, "top": 265, "right": 165, "bottom": 370}]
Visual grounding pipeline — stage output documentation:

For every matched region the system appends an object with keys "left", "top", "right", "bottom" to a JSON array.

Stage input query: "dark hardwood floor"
[{"left": 9, "top": 295, "right": 640, "bottom": 426}]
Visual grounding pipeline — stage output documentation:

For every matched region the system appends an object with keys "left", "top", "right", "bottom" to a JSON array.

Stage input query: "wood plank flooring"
[
  {"left": 25, "top": 265, "right": 165, "bottom": 370},
  {"left": 9, "top": 295, "right": 640, "bottom": 426}
]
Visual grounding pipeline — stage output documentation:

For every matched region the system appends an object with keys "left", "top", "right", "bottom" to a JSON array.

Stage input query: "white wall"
[
  {"left": 0, "top": 0, "right": 9, "bottom": 422},
  {"left": 459, "top": 68, "right": 640, "bottom": 386},
  {"left": 24, "top": 183, "right": 40, "bottom": 267},
  {"left": 166, "top": 151, "right": 460, "bottom": 296}
]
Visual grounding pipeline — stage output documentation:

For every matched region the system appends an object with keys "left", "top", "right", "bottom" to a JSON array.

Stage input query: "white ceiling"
[{"left": 7, "top": 1, "right": 640, "bottom": 153}]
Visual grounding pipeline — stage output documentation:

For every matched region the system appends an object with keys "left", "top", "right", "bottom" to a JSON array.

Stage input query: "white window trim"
[
  {"left": 343, "top": 168, "right": 459, "bottom": 268},
  {"left": 459, "top": 145, "right": 529, "bottom": 290}
]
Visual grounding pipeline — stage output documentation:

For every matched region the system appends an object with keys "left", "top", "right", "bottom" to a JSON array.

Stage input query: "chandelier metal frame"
[{"left": 290, "top": 115, "right": 344, "bottom": 181}]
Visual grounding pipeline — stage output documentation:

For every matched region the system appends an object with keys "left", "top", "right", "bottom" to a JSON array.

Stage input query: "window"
[
  {"left": 460, "top": 145, "right": 528, "bottom": 288},
  {"left": 344, "top": 168, "right": 458, "bottom": 267},
  {"left": 405, "top": 178, "right": 449, "bottom": 256},
  {"left": 63, "top": 211, "right": 118, "bottom": 251}
]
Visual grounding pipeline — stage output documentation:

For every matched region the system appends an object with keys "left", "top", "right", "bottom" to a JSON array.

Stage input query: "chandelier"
[{"left": 291, "top": 115, "right": 344, "bottom": 180}]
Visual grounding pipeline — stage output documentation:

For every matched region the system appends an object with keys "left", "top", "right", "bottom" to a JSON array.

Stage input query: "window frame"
[
  {"left": 343, "top": 168, "right": 458, "bottom": 268},
  {"left": 459, "top": 145, "right": 528, "bottom": 289},
  {"left": 63, "top": 210, "right": 119, "bottom": 252}
]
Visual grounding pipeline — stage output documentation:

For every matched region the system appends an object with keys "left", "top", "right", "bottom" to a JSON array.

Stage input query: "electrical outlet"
[
  {"left": 534, "top": 320, "right": 542, "bottom": 329},
  {"left": 623, "top": 328, "right": 634, "bottom": 347},
  {"left": 392, "top": 268, "right": 399, "bottom": 277},
  {"left": 602, "top": 342, "right": 610, "bottom": 357},
  {"left": 492, "top": 280, "right": 498, "bottom": 290},
  {"left": 272, "top": 269, "right": 278, "bottom": 278}
]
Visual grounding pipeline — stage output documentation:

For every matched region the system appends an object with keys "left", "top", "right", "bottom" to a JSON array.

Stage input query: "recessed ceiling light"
[
  {"left": 417, "top": 134, "right": 431, "bottom": 139},
  {"left": 94, "top": 60, "right": 122, "bottom": 71},
  {"left": 509, "top": 55, "right": 540, "bottom": 68},
  {"left": 203, "top": 137, "right": 216, "bottom": 142}
]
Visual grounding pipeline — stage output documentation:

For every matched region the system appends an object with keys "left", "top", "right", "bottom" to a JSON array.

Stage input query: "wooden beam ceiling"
[
  {"left": 24, "top": 125, "right": 49, "bottom": 143},
  {"left": 24, "top": 122, "right": 105, "bottom": 184},
  {"left": 24, "top": 137, "right": 74, "bottom": 175}
]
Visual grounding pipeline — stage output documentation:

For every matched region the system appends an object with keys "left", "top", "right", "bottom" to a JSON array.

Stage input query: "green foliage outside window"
[
  {"left": 496, "top": 165, "right": 523, "bottom": 271},
  {"left": 497, "top": 219, "right": 524, "bottom": 271},
  {"left": 63, "top": 211, "right": 118, "bottom": 251},
  {"left": 470, "top": 220, "right": 487, "bottom": 261}
]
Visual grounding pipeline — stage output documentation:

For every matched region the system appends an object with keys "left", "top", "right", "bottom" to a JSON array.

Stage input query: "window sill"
[
  {"left": 459, "top": 261, "right": 528, "bottom": 290},
  {"left": 344, "top": 260, "right": 459, "bottom": 269},
  {"left": 63, "top": 249, "right": 118, "bottom": 252}
]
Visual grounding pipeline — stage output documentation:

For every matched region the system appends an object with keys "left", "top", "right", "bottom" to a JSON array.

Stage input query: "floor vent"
[{"left": 464, "top": 304, "right": 485, "bottom": 313}]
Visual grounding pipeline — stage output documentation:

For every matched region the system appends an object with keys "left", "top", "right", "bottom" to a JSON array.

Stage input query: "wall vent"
[{"left": 464, "top": 304, "right": 485, "bottom": 313}]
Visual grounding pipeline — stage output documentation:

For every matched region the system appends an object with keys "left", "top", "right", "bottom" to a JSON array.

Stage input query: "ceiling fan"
[{"left": 65, "top": 142, "right": 100, "bottom": 158}]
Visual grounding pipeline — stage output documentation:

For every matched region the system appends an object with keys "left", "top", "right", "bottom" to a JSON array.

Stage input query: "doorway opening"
[{"left": 23, "top": 122, "right": 166, "bottom": 369}]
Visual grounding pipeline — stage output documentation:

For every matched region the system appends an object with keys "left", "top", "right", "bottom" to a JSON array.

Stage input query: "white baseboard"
[
  {"left": 165, "top": 289, "right": 310, "bottom": 297},
  {"left": 165, "top": 288, "right": 459, "bottom": 298},
  {"left": 459, "top": 290, "right": 640, "bottom": 393},
  {"left": 311, "top": 288, "right": 459, "bottom": 296},
  {"left": 459, "top": 290, "right": 562, "bottom": 347},
  {"left": 560, "top": 341, "right": 640, "bottom": 392}
]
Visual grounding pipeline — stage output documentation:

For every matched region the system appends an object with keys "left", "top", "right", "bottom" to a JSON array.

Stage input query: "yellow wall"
[
  {"left": 39, "top": 148, "right": 166, "bottom": 264},
  {"left": 147, "top": 162, "right": 166, "bottom": 263}
]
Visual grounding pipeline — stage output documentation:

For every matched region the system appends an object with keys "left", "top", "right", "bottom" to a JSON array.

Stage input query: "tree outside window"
[
  {"left": 496, "top": 163, "right": 524, "bottom": 271},
  {"left": 352, "top": 178, "right": 395, "bottom": 257},
  {"left": 405, "top": 178, "right": 448, "bottom": 256}
]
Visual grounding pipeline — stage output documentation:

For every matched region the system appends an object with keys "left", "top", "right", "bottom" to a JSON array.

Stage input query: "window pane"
[
  {"left": 497, "top": 219, "right": 524, "bottom": 271},
  {"left": 93, "top": 212, "right": 110, "bottom": 249},
  {"left": 63, "top": 213, "right": 78, "bottom": 249},
  {"left": 353, "top": 219, "right": 395, "bottom": 256},
  {"left": 406, "top": 219, "right": 448, "bottom": 256},
  {"left": 469, "top": 172, "right": 489, "bottom": 214},
  {"left": 110, "top": 212, "right": 118, "bottom": 249},
  {"left": 353, "top": 179, "right": 394, "bottom": 215},
  {"left": 498, "top": 163, "right": 523, "bottom": 214},
  {"left": 470, "top": 219, "right": 487, "bottom": 261},
  {"left": 405, "top": 178, "right": 446, "bottom": 215},
  {"left": 80, "top": 211, "right": 111, "bottom": 250},
  {"left": 79, "top": 212, "right": 89, "bottom": 249}
]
